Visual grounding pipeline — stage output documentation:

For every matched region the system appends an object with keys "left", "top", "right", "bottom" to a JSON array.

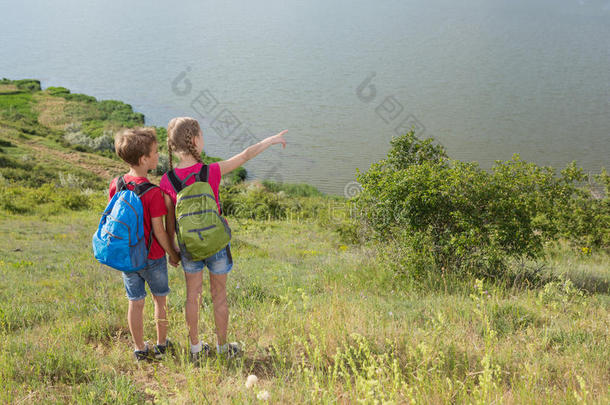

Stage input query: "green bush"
[
  {"left": 220, "top": 182, "right": 328, "bottom": 221},
  {"left": 63, "top": 127, "right": 114, "bottom": 152},
  {"left": 553, "top": 168, "right": 610, "bottom": 248},
  {"left": 46, "top": 86, "right": 70, "bottom": 96},
  {"left": 62, "top": 93, "right": 97, "bottom": 103},
  {"left": 0, "top": 184, "right": 100, "bottom": 215},
  {"left": 0, "top": 79, "right": 41, "bottom": 92},
  {"left": 262, "top": 180, "right": 323, "bottom": 197},
  {"left": 354, "top": 131, "right": 608, "bottom": 279}
]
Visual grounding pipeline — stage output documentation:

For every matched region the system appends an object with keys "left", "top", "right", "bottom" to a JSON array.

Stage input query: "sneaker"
[
  {"left": 190, "top": 342, "right": 211, "bottom": 365},
  {"left": 217, "top": 342, "right": 242, "bottom": 358},
  {"left": 153, "top": 339, "right": 175, "bottom": 360},
  {"left": 134, "top": 343, "right": 153, "bottom": 362}
]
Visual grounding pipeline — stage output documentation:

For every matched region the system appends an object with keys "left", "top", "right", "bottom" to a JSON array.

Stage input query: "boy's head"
[{"left": 114, "top": 127, "right": 159, "bottom": 169}]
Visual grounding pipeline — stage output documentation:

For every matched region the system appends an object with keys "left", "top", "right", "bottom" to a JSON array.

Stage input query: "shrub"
[
  {"left": 220, "top": 181, "right": 328, "bottom": 221},
  {"left": 553, "top": 167, "right": 610, "bottom": 248},
  {"left": 0, "top": 184, "right": 97, "bottom": 215},
  {"left": 153, "top": 154, "right": 170, "bottom": 176},
  {"left": 354, "top": 131, "right": 607, "bottom": 279},
  {"left": 63, "top": 127, "right": 114, "bottom": 152},
  {"left": 46, "top": 86, "right": 70, "bottom": 96},
  {"left": 262, "top": 180, "right": 323, "bottom": 197},
  {"left": 0, "top": 79, "right": 42, "bottom": 92}
]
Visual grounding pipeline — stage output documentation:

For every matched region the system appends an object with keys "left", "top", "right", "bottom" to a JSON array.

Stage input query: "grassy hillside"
[
  {"left": 0, "top": 79, "right": 609, "bottom": 404},
  {"left": 1, "top": 213, "right": 608, "bottom": 404}
]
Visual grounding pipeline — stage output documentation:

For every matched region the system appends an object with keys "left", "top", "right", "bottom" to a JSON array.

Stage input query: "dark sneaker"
[
  {"left": 190, "top": 342, "right": 211, "bottom": 365},
  {"left": 134, "top": 344, "right": 153, "bottom": 362},
  {"left": 153, "top": 339, "right": 175, "bottom": 360},
  {"left": 217, "top": 342, "right": 242, "bottom": 358}
]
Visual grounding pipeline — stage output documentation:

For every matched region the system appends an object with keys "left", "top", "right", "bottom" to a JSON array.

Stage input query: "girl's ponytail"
[
  {"left": 186, "top": 132, "right": 203, "bottom": 165},
  {"left": 167, "top": 139, "right": 174, "bottom": 171}
]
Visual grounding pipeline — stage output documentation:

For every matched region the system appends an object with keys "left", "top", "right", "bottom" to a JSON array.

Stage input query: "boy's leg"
[
  {"left": 209, "top": 273, "right": 228, "bottom": 347},
  {"left": 122, "top": 271, "right": 148, "bottom": 352},
  {"left": 140, "top": 257, "right": 170, "bottom": 346},
  {"left": 127, "top": 299, "right": 146, "bottom": 351},
  {"left": 184, "top": 271, "right": 204, "bottom": 345},
  {"left": 152, "top": 295, "right": 168, "bottom": 345}
]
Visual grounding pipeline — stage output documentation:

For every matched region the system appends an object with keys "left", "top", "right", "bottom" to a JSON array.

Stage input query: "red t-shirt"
[
  {"left": 108, "top": 175, "right": 168, "bottom": 260},
  {"left": 159, "top": 162, "right": 223, "bottom": 210}
]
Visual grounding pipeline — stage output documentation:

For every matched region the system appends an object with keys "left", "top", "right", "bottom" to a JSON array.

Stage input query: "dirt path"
[{"left": 17, "top": 138, "right": 123, "bottom": 180}]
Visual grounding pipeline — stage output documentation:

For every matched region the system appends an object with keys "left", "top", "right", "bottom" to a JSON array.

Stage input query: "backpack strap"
[
  {"left": 115, "top": 177, "right": 158, "bottom": 254},
  {"left": 133, "top": 181, "right": 158, "bottom": 252},
  {"left": 167, "top": 165, "right": 209, "bottom": 193},
  {"left": 133, "top": 182, "right": 157, "bottom": 198},
  {"left": 167, "top": 170, "right": 184, "bottom": 193},
  {"left": 196, "top": 164, "right": 209, "bottom": 182},
  {"left": 116, "top": 176, "right": 128, "bottom": 192},
  {"left": 194, "top": 164, "right": 223, "bottom": 215}
]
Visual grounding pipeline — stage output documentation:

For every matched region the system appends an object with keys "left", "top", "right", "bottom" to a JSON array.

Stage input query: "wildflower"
[
  {"left": 339, "top": 245, "right": 348, "bottom": 251},
  {"left": 388, "top": 311, "right": 393, "bottom": 316},
  {"left": 257, "top": 390, "right": 270, "bottom": 401},
  {"left": 245, "top": 374, "right": 258, "bottom": 389}
]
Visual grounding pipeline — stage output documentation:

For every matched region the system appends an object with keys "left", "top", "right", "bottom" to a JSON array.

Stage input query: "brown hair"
[
  {"left": 114, "top": 127, "right": 157, "bottom": 166},
  {"left": 166, "top": 117, "right": 203, "bottom": 170}
]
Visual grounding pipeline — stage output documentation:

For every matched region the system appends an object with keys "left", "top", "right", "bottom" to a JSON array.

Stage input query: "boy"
[{"left": 110, "top": 127, "right": 180, "bottom": 361}]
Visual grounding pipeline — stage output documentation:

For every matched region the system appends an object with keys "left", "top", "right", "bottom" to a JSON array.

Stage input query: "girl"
[{"left": 160, "top": 117, "right": 287, "bottom": 361}]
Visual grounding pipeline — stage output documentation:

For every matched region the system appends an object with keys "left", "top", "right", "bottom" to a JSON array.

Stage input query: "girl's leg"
[
  {"left": 127, "top": 299, "right": 146, "bottom": 351},
  {"left": 184, "top": 271, "right": 204, "bottom": 345},
  {"left": 209, "top": 273, "right": 228, "bottom": 346},
  {"left": 152, "top": 295, "right": 168, "bottom": 345}
]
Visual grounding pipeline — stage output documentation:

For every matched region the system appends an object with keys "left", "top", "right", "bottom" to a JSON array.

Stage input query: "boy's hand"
[
  {"left": 266, "top": 130, "right": 287, "bottom": 148},
  {"left": 168, "top": 251, "right": 180, "bottom": 267}
]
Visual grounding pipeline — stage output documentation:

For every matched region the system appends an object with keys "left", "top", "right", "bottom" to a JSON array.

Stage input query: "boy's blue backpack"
[{"left": 92, "top": 177, "right": 157, "bottom": 272}]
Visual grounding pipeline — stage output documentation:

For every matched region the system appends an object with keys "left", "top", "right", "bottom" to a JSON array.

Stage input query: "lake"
[{"left": 1, "top": 0, "right": 608, "bottom": 195}]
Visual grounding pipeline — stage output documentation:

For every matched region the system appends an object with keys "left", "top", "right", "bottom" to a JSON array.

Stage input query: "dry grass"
[{"left": 0, "top": 84, "right": 19, "bottom": 93}]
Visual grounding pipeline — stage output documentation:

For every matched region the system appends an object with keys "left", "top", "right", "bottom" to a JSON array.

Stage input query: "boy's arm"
[
  {"left": 163, "top": 193, "right": 178, "bottom": 252},
  {"left": 152, "top": 216, "right": 180, "bottom": 266},
  {"left": 218, "top": 130, "right": 287, "bottom": 176}
]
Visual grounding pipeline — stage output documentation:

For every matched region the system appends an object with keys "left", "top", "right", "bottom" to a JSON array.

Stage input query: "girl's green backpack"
[{"left": 167, "top": 165, "right": 231, "bottom": 260}]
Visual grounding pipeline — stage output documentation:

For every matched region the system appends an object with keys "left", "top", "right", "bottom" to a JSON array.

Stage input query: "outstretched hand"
[{"left": 268, "top": 130, "right": 287, "bottom": 148}]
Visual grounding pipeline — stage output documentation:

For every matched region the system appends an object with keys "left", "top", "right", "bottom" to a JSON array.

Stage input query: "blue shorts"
[
  {"left": 122, "top": 256, "right": 170, "bottom": 301},
  {"left": 179, "top": 241, "right": 233, "bottom": 275}
]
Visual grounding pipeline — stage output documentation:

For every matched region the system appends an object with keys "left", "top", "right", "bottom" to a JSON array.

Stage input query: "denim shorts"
[
  {"left": 122, "top": 256, "right": 170, "bottom": 301},
  {"left": 179, "top": 241, "right": 233, "bottom": 275}
]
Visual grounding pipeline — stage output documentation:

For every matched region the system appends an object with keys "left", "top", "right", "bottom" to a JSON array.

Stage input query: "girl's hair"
[{"left": 167, "top": 117, "right": 203, "bottom": 170}]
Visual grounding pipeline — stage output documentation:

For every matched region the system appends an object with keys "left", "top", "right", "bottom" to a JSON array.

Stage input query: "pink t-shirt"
[{"left": 160, "top": 162, "right": 223, "bottom": 213}]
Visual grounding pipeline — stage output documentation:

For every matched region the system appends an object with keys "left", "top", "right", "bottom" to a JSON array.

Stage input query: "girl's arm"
[
  {"left": 152, "top": 217, "right": 180, "bottom": 266},
  {"left": 218, "top": 130, "right": 287, "bottom": 176}
]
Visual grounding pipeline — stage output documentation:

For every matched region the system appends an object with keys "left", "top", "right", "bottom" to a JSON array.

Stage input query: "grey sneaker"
[
  {"left": 190, "top": 342, "right": 211, "bottom": 365},
  {"left": 153, "top": 339, "right": 175, "bottom": 360},
  {"left": 217, "top": 342, "right": 242, "bottom": 358},
  {"left": 134, "top": 343, "right": 154, "bottom": 362}
]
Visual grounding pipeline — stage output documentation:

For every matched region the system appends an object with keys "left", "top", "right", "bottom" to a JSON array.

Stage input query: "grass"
[{"left": 0, "top": 209, "right": 608, "bottom": 404}]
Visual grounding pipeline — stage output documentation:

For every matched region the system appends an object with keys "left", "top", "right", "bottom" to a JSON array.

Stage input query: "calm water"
[{"left": 1, "top": 0, "right": 608, "bottom": 195}]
